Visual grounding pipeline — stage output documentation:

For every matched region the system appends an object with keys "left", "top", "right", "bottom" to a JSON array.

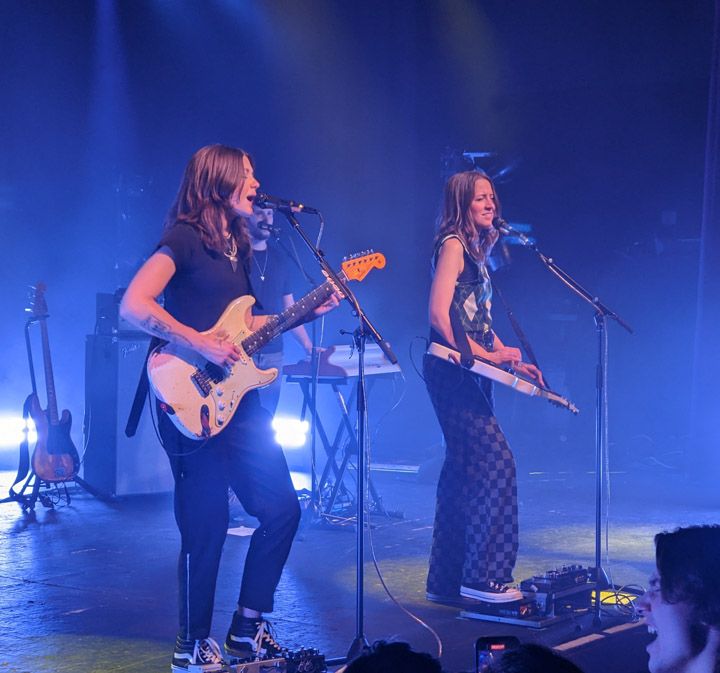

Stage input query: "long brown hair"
[
  {"left": 164, "top": 144, "right": 253, "bottom": 260},
  {"left": 433, "top": 171, "right": 500, "bottom": 263}
]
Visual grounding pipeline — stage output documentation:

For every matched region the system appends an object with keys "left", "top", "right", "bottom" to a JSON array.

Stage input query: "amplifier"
[{"left": 83, "top": 334, "right": 175, "bottom": 497}]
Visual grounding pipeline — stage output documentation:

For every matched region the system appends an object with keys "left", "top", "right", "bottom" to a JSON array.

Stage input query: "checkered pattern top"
[{"left": 433, "top": 234, "right": 493, "bottom": 344}]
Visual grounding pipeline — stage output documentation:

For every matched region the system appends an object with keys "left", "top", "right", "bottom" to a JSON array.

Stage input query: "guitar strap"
[
  {"left": 125, "top": 336, "right": 164, "bottom": 438},
  {"left": 8, "top": 395, "right": 33, "bottom": 495},
  {"left": 449, "top": 304, "right": 475, "bottom": 369},
  {"left": 491, "top": 279, "right": 549, "bottom": 388}
]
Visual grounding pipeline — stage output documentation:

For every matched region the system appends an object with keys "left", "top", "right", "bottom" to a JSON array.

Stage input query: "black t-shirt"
[
  {"left": 248, "top": 244, "right": 293, "bottom": 354},
  {"left": 158, "top": 224, "right": 252, "bottom": 332}
]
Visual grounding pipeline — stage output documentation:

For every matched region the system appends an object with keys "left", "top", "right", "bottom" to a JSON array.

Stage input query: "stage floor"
[{"left": 1, "top": 465, "right": 717, "bottom": 673}]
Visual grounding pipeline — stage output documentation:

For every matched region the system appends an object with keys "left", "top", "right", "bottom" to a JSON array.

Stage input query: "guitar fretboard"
[
  {"left": 40, "top": 319, "right": 59, "bottom": 424},
  {"left": 240, "top": 279, "right": 337, "bottom": 356}
]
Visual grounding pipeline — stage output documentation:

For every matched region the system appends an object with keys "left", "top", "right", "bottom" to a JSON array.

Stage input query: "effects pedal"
[
  {"left": 520, "top": 564, "right": 589, "bottom": 594},
  {"left": 224, "top": 649, "right": 326, "bottom": 673},
  {"left": 520, "top": 565, "right": 593, "bottom": 618}
]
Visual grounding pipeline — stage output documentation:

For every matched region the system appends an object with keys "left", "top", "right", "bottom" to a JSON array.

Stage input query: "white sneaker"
[{"left": 460, "top": 581, "right": 523, "bottom": 603}]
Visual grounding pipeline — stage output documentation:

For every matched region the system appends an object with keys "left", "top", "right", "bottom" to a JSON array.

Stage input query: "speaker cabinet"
[{"left": 83, "top": 334, "right": 175, "bottom": 497}]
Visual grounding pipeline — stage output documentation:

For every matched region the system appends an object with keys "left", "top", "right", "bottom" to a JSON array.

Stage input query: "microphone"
[
  {"left": 258, "top": 222, "right": 283, "bottom": 236},
  {"left": 493, "top": 217, "right": 531, "bottom": 244},
  {"left": 254, "top": 193, "right": 320, "bottom": 215},
  {"left": 492, "top": 217, "right": 512, "bottom": 235}
]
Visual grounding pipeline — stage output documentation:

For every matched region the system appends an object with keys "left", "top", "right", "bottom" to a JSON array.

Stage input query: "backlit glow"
[
  {"left": 0, "top": 415, "right": 37, "bottom": 449},
  {"left": 271, "top": 416, "right": 309, "bottom": 449}
]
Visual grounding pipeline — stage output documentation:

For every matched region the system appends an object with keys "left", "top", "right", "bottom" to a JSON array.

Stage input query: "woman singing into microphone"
[
  {"left": 424, "top": 170, "right": 543, "bottom": 604},
  {"left": 120, "top": 145, "right": 338, "bottom": 671}
]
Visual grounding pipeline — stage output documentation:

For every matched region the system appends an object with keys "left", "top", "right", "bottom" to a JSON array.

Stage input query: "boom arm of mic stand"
[
  {"left": 277, "top": 209, "right": 398, "bottom": 365},
  {"left": 530, "top": 245, "right": 634, "bottom": 334}
]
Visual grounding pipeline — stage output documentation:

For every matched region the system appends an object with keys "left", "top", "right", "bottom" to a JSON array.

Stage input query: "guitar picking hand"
[
  {"left": 514, "top": 361, "right": 546, "bottom": 388},
  {"left": 197, "top": 329, "right": 242, "bottom": 368},
  {"left": 492, "top": 346, "right": 523, "bottom": 366}
]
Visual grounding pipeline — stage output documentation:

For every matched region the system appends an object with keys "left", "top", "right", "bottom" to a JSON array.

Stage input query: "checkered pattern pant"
[{"left": 423, "top": 353, "right": 518, "bottom": 595}]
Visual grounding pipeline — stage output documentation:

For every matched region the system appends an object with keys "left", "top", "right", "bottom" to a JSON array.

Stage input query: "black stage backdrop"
[{"left": 0, "top": 0, "right": 714, "bottom": 475}]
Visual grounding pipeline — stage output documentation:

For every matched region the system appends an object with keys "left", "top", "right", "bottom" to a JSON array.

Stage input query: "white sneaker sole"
[{"left": 460, "top": 586, "right": 523, "bottom": 603}]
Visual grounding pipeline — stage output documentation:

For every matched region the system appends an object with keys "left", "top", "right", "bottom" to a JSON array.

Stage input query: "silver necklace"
[{"left": 253, "top": 248, "right": 268, "bottom": 282}]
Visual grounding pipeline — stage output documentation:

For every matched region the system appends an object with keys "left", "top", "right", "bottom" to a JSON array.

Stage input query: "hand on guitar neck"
[{"left": 194, "top": 288, "right": 341, "bottom": 370}]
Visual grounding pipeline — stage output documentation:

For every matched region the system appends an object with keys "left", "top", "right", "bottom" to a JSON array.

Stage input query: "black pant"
[
  {"left": 423, "top": 354, "right": 518, "bottom": 595},
  {"left": 159, "top": 390, "right": 301, "bottom": 641}
]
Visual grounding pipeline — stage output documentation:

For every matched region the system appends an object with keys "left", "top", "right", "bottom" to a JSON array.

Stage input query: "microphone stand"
[
  {"left": 275, "top": 208, "right": 398, "bottom": 664},
  {"left": 510, "top": 232, "right": 633, "bottom": 625},
  {"left": 268, "top": 228, "right": 324, "bottom": 520}
]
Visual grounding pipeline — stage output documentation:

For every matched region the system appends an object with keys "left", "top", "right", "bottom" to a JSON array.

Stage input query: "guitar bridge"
[{"left": 190, "top": 370, "right": 212, "bottom": 397}]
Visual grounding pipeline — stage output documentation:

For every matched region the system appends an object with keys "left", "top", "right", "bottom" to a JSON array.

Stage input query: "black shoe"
[
  {"left": 225, "top": 613, "right": 288, "bottom": 661},
  {"left": 460, "top": 581, "right": 523, "bottom": 603},
  {"left": 171, "top": 636, "right": 227, "bottom": 671}
]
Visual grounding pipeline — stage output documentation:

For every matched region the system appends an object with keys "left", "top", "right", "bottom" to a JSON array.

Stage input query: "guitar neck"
[
  {"left": 40, "top": 319, "right": 60, "bottom": 424},
  {"left": 241, "top": 277, "right": 338, "bottom": 356}
]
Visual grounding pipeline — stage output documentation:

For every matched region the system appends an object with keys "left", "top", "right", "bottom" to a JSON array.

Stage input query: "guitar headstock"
[
  {"left": 28, "top": 283, "right": 48, "bottom": 320},
  {"left": 341, "top": 250, "right": 386, "bottom": 282},
  {"left": 549, "top": 397, "right": 579, "bottom": 415}
]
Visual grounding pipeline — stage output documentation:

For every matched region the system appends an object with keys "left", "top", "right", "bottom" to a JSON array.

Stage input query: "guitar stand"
[
  {"left": 2, "top": 300, "right": 103, "bottom": 511},
  {"left": 1, "top": 470, "right": 106, "bottom": 510},
  {"left": 1, "top": 472, "right": 70, "bottom": 511}
]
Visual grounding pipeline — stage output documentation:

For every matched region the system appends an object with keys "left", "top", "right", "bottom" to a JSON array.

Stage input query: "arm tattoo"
[{"left": 139, "top": 316, "right": 194, "bottom": 348}]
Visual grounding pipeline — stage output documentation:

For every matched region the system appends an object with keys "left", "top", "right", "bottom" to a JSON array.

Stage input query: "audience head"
[
  {"left": 482, "top": 643, "right": 584, "bottom": 673},
  {"left": 636, "top": 524, "right": 720, "bottom": 673},
  {"left": 344, "top": 640, "right": 443, "bottom": 673}
]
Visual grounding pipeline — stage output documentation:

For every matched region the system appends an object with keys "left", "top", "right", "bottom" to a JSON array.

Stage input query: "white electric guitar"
[
  {"left": 427, "top": 342, "right": 579, "bottom": 414},
  {"left": 148, "top": 252, "right": 385, "bottom": 438}
]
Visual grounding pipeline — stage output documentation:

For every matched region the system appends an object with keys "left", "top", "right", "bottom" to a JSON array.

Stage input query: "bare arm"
[
  {"left": 429, "top": 239, "right": 522, "bottom": 367},
  {"left": 118, "top": 249, "right": 244, "bottom": 367}
]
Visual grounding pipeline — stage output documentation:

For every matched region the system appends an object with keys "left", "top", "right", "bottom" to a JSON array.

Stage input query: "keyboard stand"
[{"left": 284, "top": 374, "right": 389, "bottom": 521}]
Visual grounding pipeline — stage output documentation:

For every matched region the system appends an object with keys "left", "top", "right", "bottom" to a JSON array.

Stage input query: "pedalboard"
[
  {"left": 460, "top": 564, "right": 595, "bottom": 628},
  {"left": 190, "top": 649, "right": 326, "bottom": 673},
  {"left": 520, "top": 564, "right": 589, "bottom": 594}
]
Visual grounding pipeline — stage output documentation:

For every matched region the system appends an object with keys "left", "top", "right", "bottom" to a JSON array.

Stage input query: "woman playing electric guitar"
[
  {"left": 120, "top": 145, "right": 339, "bottom": 672},
  {"left": 424, "top": 171, "right": 543, "bottom": 606}
]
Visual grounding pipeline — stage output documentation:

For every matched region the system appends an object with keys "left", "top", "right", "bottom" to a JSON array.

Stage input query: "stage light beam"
[
  {"left": 0, "top": 415, "right": 37, "bottom": 450},
  {"left": 271, "top": 416, "right": 309, "bottom": 449}
]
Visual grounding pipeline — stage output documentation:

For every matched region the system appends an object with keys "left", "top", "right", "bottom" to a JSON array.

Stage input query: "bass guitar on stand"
[{"left": 28, "top": 283, "right": 81, "bottom": 482}]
